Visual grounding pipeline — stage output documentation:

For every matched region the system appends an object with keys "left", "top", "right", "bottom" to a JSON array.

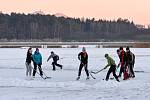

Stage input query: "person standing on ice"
[
  {"left": 118, "top": 47, "right": 129, "bottom": 80},
  {"left": 104, "top": 54, "right": 120, "bottom": 82},
  {"left": 25, "top": 47, "right": 33, "bottom": 77},
  {"left": 47, "top": 51, "right": 63, "bottom": 71},
  {"left": 126, "top": 47, "right": 135, "bottom": 78},
  {"left": 76, "top": 47, "right": 89, "bottom": 80},
  {"left": 32, "top": 48, "right": 43, "bottom": 77}
]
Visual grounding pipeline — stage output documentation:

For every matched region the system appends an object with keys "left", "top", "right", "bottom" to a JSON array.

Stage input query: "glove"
[{"left": 40, "top": 62, "right": 42, "bottom": 65}]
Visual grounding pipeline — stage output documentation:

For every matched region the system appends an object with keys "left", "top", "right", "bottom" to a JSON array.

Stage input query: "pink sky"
[{"left": 0, "top": 0, "right": 149, "bottom": 25}]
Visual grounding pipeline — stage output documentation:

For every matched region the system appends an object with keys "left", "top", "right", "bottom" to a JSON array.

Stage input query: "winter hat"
[
  {"left": 82, "top": 47, "right": 86, "bottom": 52},
  {"left": 119, "top": 47, "right": 123, "bottom": 50},
  {"left": 51, "top": 51, "right": 54, "bottom": 54},
  {"left": 105, "top": 54, "right": 109, "bottom": 57},
  {"left": 126, "top": 46, "right": 130, "bottom": 50},
  {"left": 117, "top": 49, "right": 120, "bottom": 53},
  {"left": 36, "top": 48, "right": 39, "bottom": 51}
]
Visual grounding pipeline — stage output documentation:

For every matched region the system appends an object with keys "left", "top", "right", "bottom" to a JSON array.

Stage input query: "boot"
[
  {"left": 60, "top": 65, "right": 63, "bottom": 69},
  {"left": 86, "top": 76, "right": 90, "bottom": 80},
  {"left": 76, "top": 76, "right": 80, "bottom": 80},
  {"left": 132, "top": 75, "right": 135, "bottom": 78},
  {"left": 116, "top": 78, "right": 120, "bottom": 82}
]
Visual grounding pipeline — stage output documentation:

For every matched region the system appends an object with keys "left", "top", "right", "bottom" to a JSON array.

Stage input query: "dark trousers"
[
  {"left": 119, "top": 63, "right": 125, "bottom": 77},
  {"left": 128, "top": 63, "right": 135, "bottom": 77},
  {"left": 52, "top": 61, "right": 62, "bottom": 70},
  {"left": 33, "top": 63, "right": 43, "bottom": 76},
  {"left": 78, "top": 63, "right": 89, "bottom": 77},
  {"left": 106, "top": 65, "right": 119, "bottom": 81}
]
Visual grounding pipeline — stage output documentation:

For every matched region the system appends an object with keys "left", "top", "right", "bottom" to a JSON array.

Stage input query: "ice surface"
[{"left": 0, "top": 48, "right": 150, "bottom": 100}]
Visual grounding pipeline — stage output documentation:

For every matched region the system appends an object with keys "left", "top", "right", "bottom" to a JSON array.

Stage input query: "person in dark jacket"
[
  {"left": 117, "top": 49, "right": 121, "bottom": 64},
  {"left": 76, "top": 47, "right": 89, "bottom": 80},
  {"left": 104, "top": 54, "right": 120, "bottom": 82},
  {"left": 126, "top": 47, "right": 135, "bottom": 78},
  {"left": 47, "top": 51, "right": 62, "bottom": 71},
  {"left": 25, "top": 47, "right": 33, "bottom": 77},
  {"left": 116, "top": 49, "right": 121, "bottom": 68},
  {"left": 32, "top": 48, "right": 43, "bottom": 77}
]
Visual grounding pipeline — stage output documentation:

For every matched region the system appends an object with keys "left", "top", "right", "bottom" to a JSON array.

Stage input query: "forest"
[{"left": 0, "top": 12, "right": 150, "bottom": 42}]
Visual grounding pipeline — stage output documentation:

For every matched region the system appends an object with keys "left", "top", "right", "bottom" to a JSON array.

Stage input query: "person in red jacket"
[
  {"left": 118, "top": 47, "right": 129, "bottom": 80},
  {"left": 76, "top": 47, "right": 89, "bottom": 80}
]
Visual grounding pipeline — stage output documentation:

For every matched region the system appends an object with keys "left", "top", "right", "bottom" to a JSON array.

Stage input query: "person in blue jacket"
[{"left": 32, "top": 48, "right": 43, "bottom": 77}]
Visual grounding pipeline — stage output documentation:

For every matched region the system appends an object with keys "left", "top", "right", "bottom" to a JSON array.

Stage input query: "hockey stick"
[
  {"left": 91, "top": 68, "right": 105, "bottom": 74},
  {"left": 31, "top": 66, "right": 47, "bottom": 80},
  {"left": 82, "top": 63, "right": 96, "bottom": 79},
  {"left": 36, "top": 65, "right": 51, "bottom": 79},
  {"left": 89, "top": 71, "right": 96, "bottom": 79},
  {"left": 60, "top": 57, "right": 65, "bottom": 60}
]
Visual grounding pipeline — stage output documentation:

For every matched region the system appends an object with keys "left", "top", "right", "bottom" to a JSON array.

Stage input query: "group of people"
[
  {"left": 25, "top": 46, "right": 135, "bottom": 82},
  {"left": 117, "top": 47, "right": 135, "bottom": 79},
  {"left": 76, "top": 46, "right": 135, "bottom": 82},
  {"left": 25, "top": 48, "right": 63, "bottom": 78}
]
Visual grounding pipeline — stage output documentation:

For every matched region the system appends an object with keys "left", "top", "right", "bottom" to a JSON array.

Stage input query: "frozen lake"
[{"left": 0, "top": 48, "right": 150, "bottom": 100}]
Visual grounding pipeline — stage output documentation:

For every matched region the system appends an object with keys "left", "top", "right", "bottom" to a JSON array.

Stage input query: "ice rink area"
[{"left": 0, "top": 47, "right": 150, "bottom": 100}]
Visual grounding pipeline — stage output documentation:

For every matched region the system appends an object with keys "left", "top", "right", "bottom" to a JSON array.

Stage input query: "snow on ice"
[{"left": 0, "top": 48, "right": 150, "bottom": 100}]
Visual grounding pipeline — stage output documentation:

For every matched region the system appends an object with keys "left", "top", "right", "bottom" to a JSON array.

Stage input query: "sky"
[{"left": 0, "top": 0, "right": 150, "bottom": 25}]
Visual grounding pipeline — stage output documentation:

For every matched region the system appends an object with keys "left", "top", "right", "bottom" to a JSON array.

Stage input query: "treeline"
[{"left": 0, "top": 12, "right": 149, "bottom": 42}]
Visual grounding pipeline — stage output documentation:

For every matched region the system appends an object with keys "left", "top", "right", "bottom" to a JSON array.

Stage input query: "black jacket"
[
  {"left": 126, "top": 51, "right": 135, "bottom": 64},
  {"left": 26, "top": 52, "right": 32, "bottom": 64},
  {"left": 53, "top": 55, "right": 59, "bottom": 62},
  {"left": 78, "top": 52, "right": 88, "bottom": 64},
  {"left": 47, "top": 53, "right": 59, "bottom": 62}
]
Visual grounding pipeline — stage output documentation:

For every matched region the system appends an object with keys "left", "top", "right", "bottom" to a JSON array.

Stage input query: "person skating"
[
  {"left": 47, "top": 51, "right": 62, "bottom": 71},
  {"left": 103, "top": 54, "right": 120, "bottom": 82},
  {"left": 126, "top": 47, "right": 135, "bottom": 78},
  {"left": 32, "top": 48, "right": 43, "bottom": 77},
  {"left": 76, "top": 47, "right": 89, "bottom": 80},
  {"left": 118, "top": 47, "right": 129, "bottom": 80},
  {"left": 25, "top": 47, "right": 33, "bottom": 78}
]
